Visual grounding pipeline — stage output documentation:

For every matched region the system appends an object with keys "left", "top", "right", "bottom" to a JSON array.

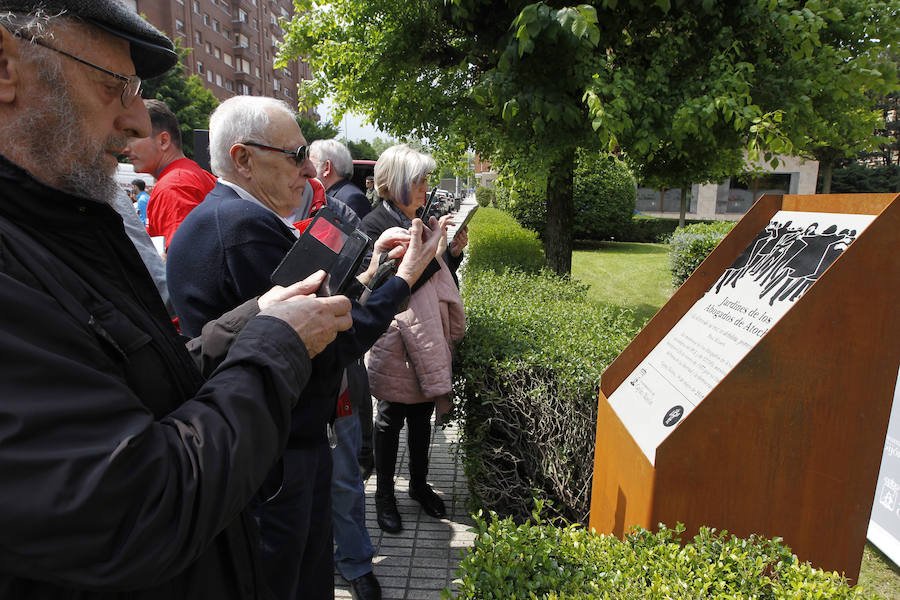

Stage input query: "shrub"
[
  {"left": 495, "top": 152, "right": 638, "bottom": 241},
  {"left": 573, "top": 151, "right": 636, "bottom": 241},
  {"left": 821, "top": 162, "right": 900, "bottom": 193},
  {"left": 453, "top": 509, "right": 881, "bottom": 600},
  {"left": 668, "top": 221, "right": 736, "bottom": 287},
  {"left": 462, "top": 207, "right": 545, "bottom": 275},
  {"left": 622, "top": 215, "right": 714, "bottom": 243},
  {"left": 475, "top": 185, "right": 495, "bottom": 207},
  {"left": 494, "top": 176, "right": 547, "bottom": 235},
  {"left": 456, "top": 208, "right": 639, "bottom": 523}
]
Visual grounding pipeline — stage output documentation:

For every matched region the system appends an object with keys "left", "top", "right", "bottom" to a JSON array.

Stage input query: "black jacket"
[
  {"left": 167, "top": 182, "right": 410, "bottom": 448},
  {"left": 0, "top": 155, "right": 311, "bottom": 598},
  {"left": 360, "top": 200, "right": 464, "bottom": 292}
]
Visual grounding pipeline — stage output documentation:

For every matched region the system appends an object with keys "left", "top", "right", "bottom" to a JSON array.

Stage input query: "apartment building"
[{"left": 125, "top": 0, "right": 312, "bottom": 107}]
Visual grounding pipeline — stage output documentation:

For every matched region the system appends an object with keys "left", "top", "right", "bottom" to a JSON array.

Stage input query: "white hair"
[
  {"left": 373, "top": 144, "right": 435, "bottom": 206},
  {"left": 208, "top": 95, "right": 297, "bottom": 178},
  {"left": 0, "top": 7, "right": 62, "bottom": 40},
  {"left": 309, "top": 138, "right": 353, "bottom": 178}
]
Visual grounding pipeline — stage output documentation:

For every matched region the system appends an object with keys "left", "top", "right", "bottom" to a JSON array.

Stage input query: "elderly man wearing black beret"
[{"left": 0, "top": 2, "right": 363, "bottom": 597}]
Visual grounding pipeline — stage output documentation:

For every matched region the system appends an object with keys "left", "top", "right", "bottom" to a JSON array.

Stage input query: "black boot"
[
  {"left": 374, "top": 492, "right": 402, "bottom": 534},
  {"left": 374, "top": 428, "right": 402, "bottom": 533},
  {"left": 407, "top": 416, "right": 446, "bottom": 519},
  {"left": 409, "top": 483, "right": 446, "bottom": 519}
]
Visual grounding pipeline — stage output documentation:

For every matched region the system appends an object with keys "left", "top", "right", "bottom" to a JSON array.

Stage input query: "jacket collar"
[{"left": 0, "top": 153, "right": 118, "bottom": 227}]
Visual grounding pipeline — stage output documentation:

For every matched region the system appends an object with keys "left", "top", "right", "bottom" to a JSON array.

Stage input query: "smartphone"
[
  {"left": 417, "top": 189, "right": 437, "bottom": 223},
  {"left": 451, "top": 205, "right": 478, "bottom": 243}
]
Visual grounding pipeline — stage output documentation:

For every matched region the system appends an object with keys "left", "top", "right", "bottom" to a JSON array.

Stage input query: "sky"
[{"left": 317, "top": 99, "right": 390, "bottom": 143}]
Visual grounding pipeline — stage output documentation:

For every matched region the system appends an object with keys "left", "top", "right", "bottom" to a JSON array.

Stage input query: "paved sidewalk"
[
  {"left": 334, "top": 420, "right": 475, "bottom": 599},
  {"left": 334, "top": 197, "right": 479, "bottom": 599}
]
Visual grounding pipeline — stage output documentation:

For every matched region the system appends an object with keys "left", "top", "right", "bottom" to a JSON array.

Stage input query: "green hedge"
[
  {"left": 475, "top": 185, "right": 495, "bottom": 208},
  {"left": 453, "top": 509, "right": 880, "bottom": 600},
  {"left": 668, "top": 221, "right": 737, "bottom": 287},
  {"left": 462, "top": 207, "right": 545, "bottom": 275},
  {"left": 572, "top": 151, "right": 636, "bottom": 240},
  {"left": 495, "top": 151, "right": 637, "bottom": 241},
  {"left": 820, "top": 162, "right": 900, "bottom": 193},
  {"left": 455, "top": 208, "right": 639, "bottom": 523},
  {"left": 494, "top": 176, "right": 547, "bottom": 234},
  {"left": 622, "top": 215, "right": 714, "bottom": 243}
]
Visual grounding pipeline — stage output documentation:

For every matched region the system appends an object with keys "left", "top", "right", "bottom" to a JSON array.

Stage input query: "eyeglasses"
[
  {"left": 26, "top": 37, "right": 142, "bottom": 108},
  {"left": 241, "top": 141, "right": 309, "bottom": 165}
]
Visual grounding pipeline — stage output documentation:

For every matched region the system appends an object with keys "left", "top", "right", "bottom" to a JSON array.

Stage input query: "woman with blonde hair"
[{"left": 361, "top": 144, "right": 467, "bottom": 533}]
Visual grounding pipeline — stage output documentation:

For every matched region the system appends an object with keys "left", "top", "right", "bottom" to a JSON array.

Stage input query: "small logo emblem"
[{"left": 663, "top": 406, "right": 684, "bottom": 427}]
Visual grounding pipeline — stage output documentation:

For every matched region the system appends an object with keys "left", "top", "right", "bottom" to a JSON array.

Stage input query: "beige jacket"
[{"left": 366, "top": 259, "right": 465, "bottom": 417}]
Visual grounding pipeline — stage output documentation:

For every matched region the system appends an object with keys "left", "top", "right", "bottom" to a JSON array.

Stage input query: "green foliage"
[
  {"left": 370, "top": 136, "right": 398, "bottom": 158},
  {"left": 624, "top": 216, "right": 716, "bottom": 243},
  {"left": 141, "top": 37, "right": 218, "bottom": 160},
  {"left": 668, "top": 221, "right": 737, "bottom": 287},
  {"left": 573, "top": 150, "right": 636, "bottom": 240},
  {"left": 495, "top": 151, "right": 638, "bottom": 242},
  {"left": 455, "top": 208, "right": 638, "bottom": 523},
  {"left": 494, "top": 172, "right": 547, "bottom": 234},
  {"left": 821, "top": 162, "right": 900, "bottom": 193},
  {"left": 280, "top": 0, "right": 899, "bottom": 275},
  {"left": 296, "top": 115, "right": 339, "bottom": 143},
  {"left": 474, "top": 185, "right": 495, "bottom": 208},
  {"left": 463, "top": 207, "right": 545, "bottom": 274},
  {"left": 344, "top": 138, "right": 379, "bottom": 160},
  {"left": 453, "top": 510, "right": 881, "bottom": 600}
]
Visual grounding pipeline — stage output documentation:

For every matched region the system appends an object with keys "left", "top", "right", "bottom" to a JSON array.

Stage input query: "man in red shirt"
[{"left": 123, "top": 99, "right": 216, "bottom": 249}]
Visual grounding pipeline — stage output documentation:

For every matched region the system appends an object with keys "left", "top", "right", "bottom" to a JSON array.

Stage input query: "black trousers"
[
  {"left": 253, "top": 443, "right": 334, "bottom": 600},
  {"left": 374, "top": 400, "right": 435, "bottom": 495}
]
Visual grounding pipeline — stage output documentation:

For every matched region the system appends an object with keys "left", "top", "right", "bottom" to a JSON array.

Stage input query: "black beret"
[{"left": 1, "top": 1, "right": 177, "bottom": 78}]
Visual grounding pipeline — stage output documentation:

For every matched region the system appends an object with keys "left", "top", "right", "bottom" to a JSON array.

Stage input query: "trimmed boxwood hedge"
[
  {"left": 668, "top": 220, "right": 737, "bottom": 287},
  {"left": 453, "top": 508, "right": 881, "bottom": 600},
  {"left": 624, "top": 215, "right": 714, "bottom": 243},
  {"left": 475, "top": 185, "right": 495, "bottom": 208},
  {"left": 461, "top": 207, "right": 545, "bottom": 275},
  {"left": 455, "top": 208, "right": 640, "bottom": 523}
]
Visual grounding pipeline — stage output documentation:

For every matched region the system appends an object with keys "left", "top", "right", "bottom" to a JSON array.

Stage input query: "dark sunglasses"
[{"left": 241, "top": 141, "right": 309, "bottom": 165}]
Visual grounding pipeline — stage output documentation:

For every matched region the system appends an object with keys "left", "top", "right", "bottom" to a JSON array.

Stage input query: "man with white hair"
[
  {"left": 0, "top": 1, "right": 356, "bottom": 597},
  {"left": 310, "top": 138, "right": 371, "bottom": 218},
  {"left": 166, "top": 95, "right": 446, "bottom": 600}
]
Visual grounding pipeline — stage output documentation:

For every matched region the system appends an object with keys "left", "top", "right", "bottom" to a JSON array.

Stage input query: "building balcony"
[
  {"left": 232, "top": 43, "right": 258, "bottom": 61},
  {"left": 234, "top": 70, "right": 259, "bottom": 83},
  {"left": 231, "top": 18, "right": 251, "bottom": 35}
]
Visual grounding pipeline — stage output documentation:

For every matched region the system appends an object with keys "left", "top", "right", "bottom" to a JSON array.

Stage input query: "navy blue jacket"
[
  {"left": 328, "top": 178, "right": 371, "bottom": 219},
  {"left": 167, "top": 182, "right": 409, "bottom": 446}
]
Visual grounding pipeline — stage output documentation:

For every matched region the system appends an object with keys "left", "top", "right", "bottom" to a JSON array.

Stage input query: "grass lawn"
[
  {"left": 571, "top": 240, "right": 674, "bottom": 325},
  {"left": 571, "top": 239, "right": 899, "bottom": 598}
]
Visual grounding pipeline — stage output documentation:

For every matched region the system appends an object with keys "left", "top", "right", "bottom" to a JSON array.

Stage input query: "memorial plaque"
[
  {"left": 868, "top": 366, "right": 900, "bottom": 566},
  {"left": 608, "top": 210, "right": 876, "bottom": 464}
]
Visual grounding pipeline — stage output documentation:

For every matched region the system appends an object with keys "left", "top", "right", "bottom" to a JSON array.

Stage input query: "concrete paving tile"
[{"left": 332, "top": 334, "right": 483, "bottom": 599}]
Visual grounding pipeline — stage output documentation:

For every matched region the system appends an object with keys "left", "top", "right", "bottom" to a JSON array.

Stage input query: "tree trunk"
[
  {"left": 544, "top": 149, "right": 575, "bottom": 275},
  {"left": 679, "top": 185, "right": 688, "bottom": 228},
  {"left": 821, "top": 160, "right": 833, "bottom": 194}
]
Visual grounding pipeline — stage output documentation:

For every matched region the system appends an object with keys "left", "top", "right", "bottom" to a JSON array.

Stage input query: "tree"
[
  {"left": 296, "top": 114, "right": 340, "bottom": 143},
  {"left": 370, "top": 137, "right": 398, "bottom": 158},
  {"left": 280, "top": 0, "right": 899, "bottom": 275},
  {"left": 343, "top": 138, "right": 379, "bottom": 160},
  {"left": 141, "top": 37, "right": 219, "bottom": 160}
]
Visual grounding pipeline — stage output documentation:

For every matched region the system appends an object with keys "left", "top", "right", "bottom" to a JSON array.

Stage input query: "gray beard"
[{"left": 9, "top": 56, "right": 123, "bottom": 204}]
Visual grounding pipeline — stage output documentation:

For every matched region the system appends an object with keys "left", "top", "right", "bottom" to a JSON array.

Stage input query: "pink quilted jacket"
[{"left": 365, "top": 258, "right": 466, "bottom": 417}]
